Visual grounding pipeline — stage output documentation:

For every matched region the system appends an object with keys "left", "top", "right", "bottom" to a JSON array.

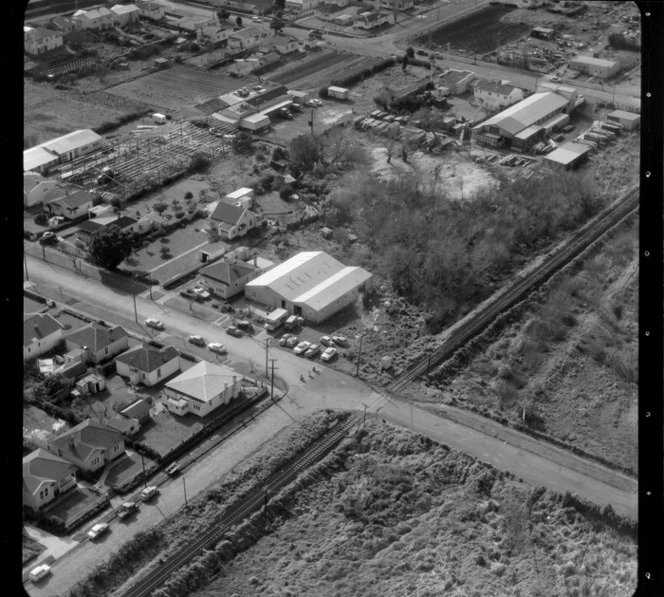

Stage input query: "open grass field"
[{"left": 104, "top": 66, "right": 242, "bottom": 113}]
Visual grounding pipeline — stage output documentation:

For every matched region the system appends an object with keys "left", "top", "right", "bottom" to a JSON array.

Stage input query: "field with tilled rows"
[
  {"left": 24, "top": 81, "right": 148, "bottom": 146},
  {"left": 268, "top": 51, "right": 375, "bottom": 90},
  {"left": 104, "top": 65, "right": 241, "bottom": 114}
]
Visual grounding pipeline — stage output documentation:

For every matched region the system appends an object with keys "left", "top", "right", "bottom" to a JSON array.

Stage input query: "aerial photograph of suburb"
[{"left": 22, "top": 0, "right": 643, "bottom": 596}]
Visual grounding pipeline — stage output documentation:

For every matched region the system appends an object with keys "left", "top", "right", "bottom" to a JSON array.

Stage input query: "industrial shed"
[
  {"left": 245, "top": 251, "right": 373, "bottom": 324},
  {"left": 569, "top": 56, "right": 620, "bottom": 80},
  {"left": 543, "top": 142, "right": 590, "bottom": 171},
  {"left": 607, "top": 110, "right": 640, "bottom": 131}
]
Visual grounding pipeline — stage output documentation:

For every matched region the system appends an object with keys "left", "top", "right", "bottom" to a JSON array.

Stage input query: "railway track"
[
  {"left": 119, "top": 413, "right": 361, "bottom": 597},
  {"left": 387, "top": 187, "right": 639, "bottom": 396}
]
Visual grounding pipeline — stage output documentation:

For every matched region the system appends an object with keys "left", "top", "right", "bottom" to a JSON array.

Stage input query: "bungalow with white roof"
[
  {"left": 136, "top": 1, "right": 165, "bottom": 20},
  {"left": 23, "top": 449, "right": 77, "bottom": 511},
  {"left": 164, "top": 361, "right": 242, "bottom": 417},
  {"left": 72, "top": 7, "right": 114, "bottom": 30},
  {"left": 259, "top": 35, "right": 299, "bottom": 55},
  {"left": 111, "top": 4, "right": 140, "bottom": 26},
  {"left": 354, "top": 11, "right": 388, "bottom": 30},
  {"left": 228, "top": 26, "right": 265, "bottom": 50}
]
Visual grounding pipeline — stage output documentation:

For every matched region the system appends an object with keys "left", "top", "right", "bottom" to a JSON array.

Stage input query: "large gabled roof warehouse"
[{"left": 245, "top": 251, "right": 373, "bottom": 324}]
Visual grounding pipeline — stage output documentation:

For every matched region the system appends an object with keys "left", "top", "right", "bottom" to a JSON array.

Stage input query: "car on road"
[
  {"left": 145, "top": 318, "right": 164, "bottom": 330},
  {"left": 29, "top": 564, "right": 52, "bottom": 583},
  {"left": 87, "top": 522, "right": 110, "bottom": 541},
  {"left": 551, "top": 76, "right": 561, "bottom": 82},
  {"left": 320, "top": 335, "right": 334, "bottom": 347},
  {"left": 165, "top": 462, "right": 181, "bottom": 476},
  {"left": 226, "top": 325, "right": 242, "bottom": 337},
  {"left": 321, "top": 346, "right": 337, "bottom": 362},
  {"left": 39, "top": 231, "right": 58, "bottom": 245},
  {"left": 293, "top": 341, "right": 311, "bottom": 355},
  {"left": 285, "top": 335, "right": 299, "bottom": 348},
  {"left": 140, "top": 486, "right": 160, "bottom": 501},
  {"left": 331, "top": 335, "right": 348, "bottom": 347},
  {"left": 278, "top": 333, "right": 295, "bottom": 347},
  {"left": 187, "top": 335, "right": 205, "bottom": 346},
  {"left": 252, "top": 16, "right": 262, "bottom": 22},
  {"left": 304, "top": 344, "right": 320, "bottom": 358},
  {"left": 117, "top": 500, "right": 138, "bottom": 519},
  {"left": 208, "top": 342, "right": 227, "bottom": 354}
]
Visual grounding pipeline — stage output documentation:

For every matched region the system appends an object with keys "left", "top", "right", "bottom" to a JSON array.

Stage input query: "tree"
[
  {"left": 270, "top": 12, "right": 285, "bottom": 34},
  {"left": 288, "top": 134, "right": 322, "bottom": 172},
  {"left": 32, "top": 373, "right": 70, "bottom": 403},
  {"left": 232, "top": 131, "right": 254, "bottom": 154},
  {"left": 88, "top": 226, "right": 134, "bottom": 270},
  {"left": 406, "top": 47, "right": 415, "bottom": 59},
  {"left": 152, "top": 202, "right": 167, "bottom": 215},
  {"left": 217, "top": 8, "right": 230, "bottom": 21},
  {"left": 401, "top": 54, "right": 408, "bottom": 71},
  {"left": 273, "top": 0, "right": 286, "bottom": 10},
  {"left": 236, "top": 16, "right": 243, "bottom": 27}
]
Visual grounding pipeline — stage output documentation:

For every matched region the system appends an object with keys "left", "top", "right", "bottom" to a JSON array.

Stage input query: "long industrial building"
[
  {"left": 472, "top": 91, "right": 577, "bottom": 152},
  {"left": 24, "top": 129, "right": 105, "bottom": 173},
  {"left": 245, "top": 251, "right": 373, "bottom": 324}
]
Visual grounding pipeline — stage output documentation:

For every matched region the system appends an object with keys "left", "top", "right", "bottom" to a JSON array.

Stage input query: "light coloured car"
[
  {"left": 321, "top": 346, "right": 337, "bottom": 362},
  {"left": 293, "top": 341, "right": 311, "bottom": 355},
  {"left": 305, "top": 344, "right": 320, "bottom": 359},
  {"left": 331, "top": 335, "right": 348, "bottom": 347},
  {"left": 140, "top": 486, "right": 160, "bottom": 501},
  {"left": 285, "top": 335, "right": 299, "bottom": 348},
  {"left": 29, "top": 564, "right": 51, "bottom": 583},
  {"left": 145, "top": 318, "right": 164, "bottom": 330},
  {"left": 193, "top": 287, "right": 210, "bottom": 299},
  {"left": 208, "top": 342, "right": 227, "bottom": 354},
  {"left": 320, "top": 335, "right": 334, "bottom": 347},
  {"left": 187, "top": 335, "right": 205, "bottom": 346},
  {"left": 88, "top": 522, "right": 110, "bottom": 541},
  {"left": 117, "top": 501, "right": 138, "bottom": 519}
]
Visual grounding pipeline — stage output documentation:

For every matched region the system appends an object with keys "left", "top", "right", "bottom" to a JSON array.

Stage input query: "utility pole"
[
  {"left": 363, "top": 403, "right": 367, "bottom": 427},
  {"left": 270, "top": 358, "right": 277, "bottom": 399},
  {"left": 24, "top": 254, "right": 29, "bottom": 282},
  {"left": 183, "top": 477, "right": 188, "bottom": 507},
  {"left": 265, "top": 338, "right": 270, "bottom": 377},
  {"left": 133, "top": 292, "right": 138, "bottom": 323},
  {"left": 309, "top": 108, "right": 315, "bottom": 137},
  {"left": 355, "top": 333, "right": 363, "bottom": 377},
  {"left": 140, "top": 452, "right": 147, "bottom": 488}
]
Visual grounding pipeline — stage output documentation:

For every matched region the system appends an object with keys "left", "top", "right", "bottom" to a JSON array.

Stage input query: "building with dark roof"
[
  {"left": 23, "top": 448, "right": 77, "bottom": 511},
  {"left": 64, "top": 322, "right": 129, "bottom": 364},
  {"left": 107, "top": 415, "right": 140, "bottom": 436},
  {"left": 209, "top": 200, "right": 262, "bottom": 240},
  {"left": 24, "top": 313, "right": 65, "bottom": 361},
  {"left": 119, "top": 398, "right": 152, "bottom": 424},
  {"left": 46, "top": 419, "right": 125, "bottom": 473},
  {"left": 200, "top": 255, "right": 274, "bottom": 299},
  {"left": 115, "top": 344, "right": 181, "bottom": 387},
  {"left": 46, "top": 190, "right": 98, "bottom": 219},
  {"left": 438, "top": 69, "right": 475, "bottom": 96}
]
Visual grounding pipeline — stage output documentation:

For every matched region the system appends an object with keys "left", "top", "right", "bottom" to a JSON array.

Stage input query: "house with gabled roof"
[
  {"left": 23, "top": 449, "right": 77, "bottom": 511},
  {"left": 199, "top": 255, "right": 274, "bottom": 299},
  {"left": 136, "top": 1, "right": 165, "bottom": 20},
  {"left": 473, "top": 79, "right": 525, "bottom": 112},
  {"left": 111, "top": 4, "right": 140, "bottom": 26},
  {"left": 119, "top": 398, "right": 152, "bottom": 424},
  {"left": 197, "top": 24, "right": 231, "bottom": 45},
  {"left": 115, "top": 344, "right": 180, "bottom": 387},
  {"left": 228, "top": 26, "right": 265, "bottom": 50},
  {"left": 24, "top": 313, "right": 65, "bottom": 361},
  {"left": 209, "top": 199, "right": 262, "bottom": 240},
  {"left": 259, "top": 35, "right": 299, "bottom": 55},
  {"left": 52, "top": 15, "right": 79, "bottom": 34},
  {"left": 46, "top": 419, "right": 125, "bottom": 473},
  {"left": 72, "top": 7, "right": 114, "bottom": 30},
  {"left": 354, "top": 11, "right": 388, "bottom": 30},
  {"left": 24, "top": 26, "right": 63, "bottom": 55},
  {"left": 64, "top": 322, "right": 129, "bottom": 364},
  {"left": 45, "top": 190, "right": 98, "bottom": 219},
  {"left": 164, "top": 361, "right": 242, "bottom": 417}
]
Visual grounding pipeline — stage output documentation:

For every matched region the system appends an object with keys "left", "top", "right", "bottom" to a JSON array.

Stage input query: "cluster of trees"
[
  {"left": 331, "top": 171, "right": 599, "bottom": 331},
  {"left": 608, "top": 32, "right": 640, "bottom": 51}
]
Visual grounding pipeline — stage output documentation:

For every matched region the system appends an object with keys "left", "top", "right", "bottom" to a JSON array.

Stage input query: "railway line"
[
  {"left": 118, "top": 413, "right": 361, "bottom": 597},
  {"left": 386, "top": 187, "right": 639, "bottom": 396}
]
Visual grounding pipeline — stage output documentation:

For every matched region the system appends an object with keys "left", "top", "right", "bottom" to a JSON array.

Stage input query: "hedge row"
[
  {"left": 328, "top": 57, "right": 396, "bottom": 89},
  {"left": 93, "top": 109, "right": 150, "bottom": 135}
]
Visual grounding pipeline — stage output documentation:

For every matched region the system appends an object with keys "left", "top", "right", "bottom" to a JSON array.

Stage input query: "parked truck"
[
  {"left": 327, "top": 86, "right": 350, "bottom": 100},
  {"left": 285, "top": 315, "right": 304, "bottom": 330},
  {"left": 264, "top": 308, "right": 289, "bottom": 332},
  {"left": 152, "top": 113, "right": 167, "bottom": 124}
]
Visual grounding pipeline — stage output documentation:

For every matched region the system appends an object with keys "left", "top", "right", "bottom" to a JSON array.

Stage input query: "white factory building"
[{"left": 245, "top": 251, "right": 373, "bottom": 324}]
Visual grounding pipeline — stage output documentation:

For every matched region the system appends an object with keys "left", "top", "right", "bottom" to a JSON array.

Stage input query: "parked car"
[
  {"left": 320, "top": 335, "right": 335, "bottom": 347},
  {"left": 236, "top": 320, "right": 254, "bottom": 331},
  {"left": 252, "top": 16, "right": 262, "bottom": 22},
  {"left": 117, "top": 501, "right": 138, "bottom": 519},
  {"left": 187, "top": 335, "right": 205, "bottom": 346},
  {"left": 145, "top": 318, "right": 164, "bottom": 330},
  {"left": 29, "top": 564, "right": 51, "bottom": 583},
  {"left": 293, "top": 341, "right": 311, "bottom": 355},
  {"left": 226, "top": 325, "right": 242, "bottom": 337},
  {"left": 165, "top": 462, "right": 181, "bottom": 476},
  {"left": 193, "top": 287, "right": 210, "bottom": 300},
  {"left": 278, "top": 333, "right": 295, "bottom": 347},
  {"left": 88, "top": 522, "right": 110, "bottom": 541},
  {"left": 285, "top": 335, "right": 299, "bottom": 348},
  {"left": 39, "top": 231, "right": 58, "bottom": 245},
  {"left": 331, "top": 335, "right": 348, "bottom": 347},
  {"left": 304, "top": 344, "right": 320, "bottom": 358},
  {"left": 321, "top": 346, "right": 337, "bottom": 362},
  {"left": 208, "top": 342, "right": 227, "bottom": 354},
  {"left": 305, "top": 99, "right": 322, "bottom": 108},
  {"left": 140, "top": 486, "right": 160, "bottom": 501}
]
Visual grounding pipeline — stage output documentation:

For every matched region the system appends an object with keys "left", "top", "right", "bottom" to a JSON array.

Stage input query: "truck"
[
  {"left": 327, "top": 86, "right": 349, "bottom": 101},
  {"left": 285, "top": 315, "right": 303, "bottom": 330},
  {"left": 152, "top": 113, "right": 167, "bottom": 124},
  {"left": 264, "top": 308, "right": 289, "bottom": 332}
]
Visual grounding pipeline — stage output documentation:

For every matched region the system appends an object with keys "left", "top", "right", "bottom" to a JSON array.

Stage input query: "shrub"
[
  {"left": 175, "top": 211, "right": 185, "bottom": 219},
  {"left": 189, "top": 153, "right": 211, "bottom": 173},
  {"left": 184, "top": 191, "right": 193, "bottom": 199},
  {"left": 34, "top": 213, "right": 48, "bottom": 226}
]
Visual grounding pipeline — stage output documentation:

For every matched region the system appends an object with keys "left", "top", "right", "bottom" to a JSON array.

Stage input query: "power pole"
[
  {"left": 355, "top": 334, "right": 363, "bottom": 377},
  {"left": 133, "top": 293, "right": 138, "bottom": 323},
  {"left": 269, "top": 358, "right": 277, "bottom": 399},
  {"left": 309, "top": 107, "right": 315, "bottom": 137},
  {"left": 183, "top": 477, "right": 188, "bottom": 507},
  {"left": 140, "top": 452, "right": 147, "bottom": 488},
  {"left": 265, "top": 338, "right": 270, "bottom": 377},
  {"left": 363, "top": 403, "right": 367, "bottom": 427},
  {"left": 24, "top": 254, "right": 29, "bottom": 282}
]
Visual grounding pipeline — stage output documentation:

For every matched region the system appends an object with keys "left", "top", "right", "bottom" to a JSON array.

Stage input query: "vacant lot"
[
  {"left": 188, "top": 419, "right": 636, "bottom": 597},
  {"left": 105, "top": 66, "right": 241, "bottom": 113},
  {"left": 419, "top": 5, "right": 530, "bottom": 54}
]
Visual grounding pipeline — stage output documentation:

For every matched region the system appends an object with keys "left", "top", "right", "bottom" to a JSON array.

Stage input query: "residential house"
[
  {"left": 176, "top": 15, "right": 217, "bottom": 32},
  {"left": 354, "top": 11, "right": 389, "bottom": 30},
  {"left": 119, "top": 398, "right": 152, "bottom": 425},
  {"left": 72, "top": 7, "right": 114, "bottom": 30},
  {"left": 285, "top": 0, "right": 320, "bottom": 12},
  {"left": 24, "top": 313, "right": 65, "bottom": 361},
  {"left": 259, "top": 35, "right": 299, "bottom": 55},
  {"left": 228, "top": 26, "right": 265, "bottom": 50},
  {"left": 257, "top": 52, "right": 280, "bottom": 68},
  {"left": 74, "top": 214, "right": 151, "bottom": 245},
  {"left": 45, "top": 190, "right": 98, "bottom": 219},
  {"left": 209, "top": 200, "right": 261, "bottom": 240},
  {"left": 379, "top": 0, "right": 413, "bottom": 10},
  {"left": 51, "top": 15, "right": 79, "bottom": 34},
  {"left": 115, "top": 344, "right": 181, "bottom": 387},
  {"left": 107, "top": 416, "right": 140, "bottom": 437},
  {"left": 24, "top": 26, "right": 63, "bottom": 55},
  {"left": 164, "top": 361, "right": 242, "bottom": 417},
  {"left": 437, "top": 69, "right": 475, "bottom": 96},
  {"left": 64, "top": 322, "right": 129, "bottom": 364},
  {"left": 199, "top": 255, "right": 274, "bottom": 299},
  {"left": 46, "top": 419, "right": 125, "bottom": 474},
  {"left": 197, "top": 25, "right": 231, "bottom": 46},
  {"left": 315, "top": 3, "right": 346, "bottom": 19},
  {"left": 23, "top": 174, "right": 68, "bottom": 208},
  {"left": 136, "top": 1, "right": 165, "bottom": 20},
  {"left": 111, "top": 4, "right": 140, "bottom": 26},
  {"left": 473, "top": 80, "right": 525, "bottom": 111},
  {"left": 23, "top": 449, "right": 77, "bottom": 511}
]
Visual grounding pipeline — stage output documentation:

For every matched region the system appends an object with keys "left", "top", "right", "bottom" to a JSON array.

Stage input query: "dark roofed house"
[
  {"left": 46, "top": 419, "right": 125, "bottom": 473},
  {"left": 199, "top": 255, "right": 274, "bottom": 299},
  {"left": 46, "top": 190, "right": 98, "bottom": 219},
  {"left": 115, "top": 344, "right": 181, "bottom": 387},
  {"left": 24, "top": 313, "right": 65, "bottom": 361},
  {"left": 120, "top": 398, "right": 152, "bottom": 424},
  {"left": 245, "top": 85, "right": 291, "bottom": 112},
  {"left": 23, "top": 448, "right": 77, "bottom": 511},
  {"left": 210, "top": 200, "right": 261, "bottom": 240},
  {"left": 107, "top": 415, "right": 140, "bottom": 437},
  {"left": 64, "top": 322, "right": 129, "bottom": 364}
]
